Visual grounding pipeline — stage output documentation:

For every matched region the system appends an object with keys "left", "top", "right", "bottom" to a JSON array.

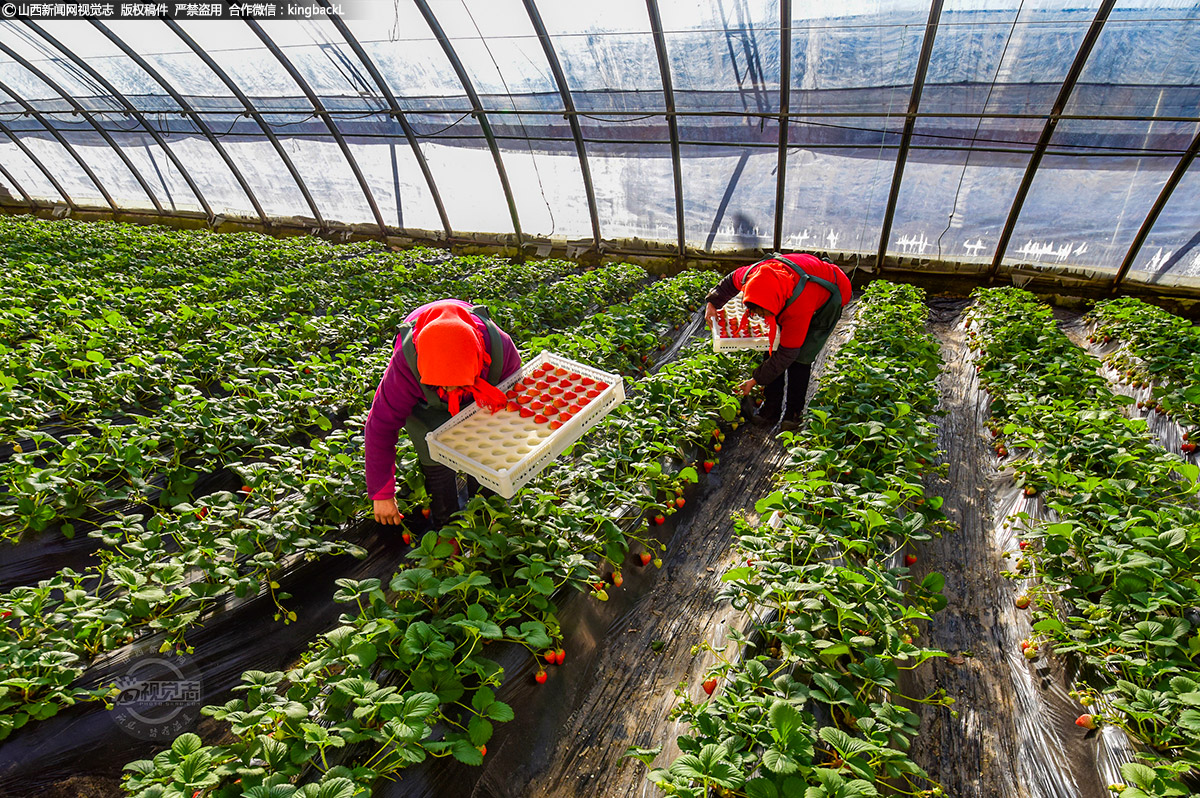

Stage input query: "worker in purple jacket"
[{"left": 365, "top": 299, "right": 522, "bottom": 527}]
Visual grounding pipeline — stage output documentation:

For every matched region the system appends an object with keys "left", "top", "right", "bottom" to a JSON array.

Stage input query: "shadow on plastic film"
[{"left": 0, "top": 519, "right": 409, "bottom": 797}]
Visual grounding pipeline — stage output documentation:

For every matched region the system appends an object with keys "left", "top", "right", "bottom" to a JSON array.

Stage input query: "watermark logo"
[{"left": 110, "top": 651, "right": 204, "bottom": 741}]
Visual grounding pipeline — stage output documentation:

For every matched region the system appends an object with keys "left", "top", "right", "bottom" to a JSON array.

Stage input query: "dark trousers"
[
  {"left": 760, "top": 360, "right": 812, "bottom": 421},
  {"left": 420, "top": 461, "right": 494, "bottom": 527}
]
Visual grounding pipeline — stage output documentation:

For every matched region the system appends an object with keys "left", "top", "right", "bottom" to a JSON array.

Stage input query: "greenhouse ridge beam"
[
  {"left": 242, "top": 17, "right": 387, "bottom": 236},
  {"left": 0, "top": 77, "right": 118, "bottom": 212},
  {"left": 0, "top": 39, "right": 164, "bottom": 214},
  {"left": 875, "top": 0, "right": 943, "bottom": 275},
  {"left": 1112, "top": 126, "right": 1200, "bottom": 292},
  {"left": 163, "top": 19, "right": 325, "bottom": 228},
  {"left": 413, "top": 0, "right": 524, "bottom": 249},
  {"left": 91, "top": 21, "right": 267, "bottom": 226},
  {"left": 22, "top": 20, "right": 213, "bottom": 219},
  {"left": 987, "top": 0, "right": 1116, "bottom": 281},
  {"left": 523, "top": 0, "right": 601, "bottom": 252},
  {"left": 772, "top": 0, "right": 791, "bottom": 252},
  {"left": 646, "top": 0, "right": 686, "bottom": 263},
  {"left": 320, "top": 1, "right": 452, "bottom": 240}
]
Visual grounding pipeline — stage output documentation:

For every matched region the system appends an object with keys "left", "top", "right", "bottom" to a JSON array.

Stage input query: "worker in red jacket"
[
  {"left": 365, "top": 299, "right": 522, "bottom": 527},
  {"left": 705, "top": 253, "right": 851, "bottom": 431}
]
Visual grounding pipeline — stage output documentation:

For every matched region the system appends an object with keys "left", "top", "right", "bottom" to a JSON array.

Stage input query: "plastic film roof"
[{"left": 0, "top": 1, "right": 1198, "bottom": 291}]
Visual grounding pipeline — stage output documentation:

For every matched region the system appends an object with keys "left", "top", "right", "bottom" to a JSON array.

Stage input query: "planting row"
[
  {"left": 641, "top": 281, "right": 953, "bottom": 798},
  {"left": 966, "top": 288, "right": 1198, "bottom": 797}
]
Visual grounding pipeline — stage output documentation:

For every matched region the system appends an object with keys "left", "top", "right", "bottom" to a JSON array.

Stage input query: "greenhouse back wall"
[{"left": 5, "top": 2, "right": 1200, "bottom": 798}]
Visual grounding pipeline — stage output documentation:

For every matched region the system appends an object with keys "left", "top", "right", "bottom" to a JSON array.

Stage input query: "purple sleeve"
[
  {"left": 363, "top": 340, "right": 425, "bottom": 501},
  {"left": 498, "top": 329, "right": 523, "bottom": 381}
]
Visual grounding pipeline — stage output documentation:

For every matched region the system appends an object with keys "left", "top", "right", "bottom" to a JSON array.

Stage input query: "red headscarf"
[{"left": 413, "top": 302, "right": 508, "bottom": 416}]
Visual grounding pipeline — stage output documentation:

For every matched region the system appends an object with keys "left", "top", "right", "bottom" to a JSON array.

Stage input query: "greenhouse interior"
[{"left": 2, "top": 1, "right": 1200, "bottom": 797}]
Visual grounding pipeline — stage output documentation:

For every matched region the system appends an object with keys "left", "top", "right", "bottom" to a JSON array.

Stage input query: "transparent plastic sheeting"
[{"left": 0, "top": 3, "right": 1199, "bottom": 279}]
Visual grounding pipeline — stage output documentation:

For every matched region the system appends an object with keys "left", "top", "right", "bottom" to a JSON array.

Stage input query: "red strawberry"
[
  {"left": 654, "top": 514, "right": 665, "bottom": 525},
  {"left": 555, "top": 648, "right": 566, "bottom": 665},
  {"left": 546, "top": 650, "right": 557, "bottom": 666},
  {"left": 639, "top": 552, "right": 653, "bottom": 566},
  {"left": 534, "top": 414, "right": 548, "bottom": 424},
  {"left": 530, "top": 400, "right": 544, "bottom": 411},
  {"left": 535, "top": 669, "right": 548, "bottom": 684},
  {"left": 544, "top": 374, "right": 559, "bottom": 384},
  {"left": 904, "top": 554, "right": 918, "bottom": 566},
  {"left": 196, "top": 507, "right": 208, "bottom": 520},
  {"left": 702, "top": 678, "right": 718, "bottom": 696},
  {"left": 402, "top": 531, "right": 412, "bottom": 545},
  {"left": 549, "top": 420, "right": 563, "bottom": 430},
  {"left": 1075, "top": 714, "right": 1096, "bottom": 729},
  {"left": 713, "top": 443, "right": 722, "bottom": 453},
  {"left": 611, "top": 571, "right": 624, "bottom": 587},
  {"left": 675, "top": 497, "right": 685, "bottom": 508},
  {"left": 997, "top": 446, "right": 1008, "bottom": 457},
  {"left": 520, "top": 407, "right": 535, "bottom": 418},
  {"left": 506, "top": 401, "right": 519, "bottom": 412},
  {"left": 479, "top": 744, "right": 487, "bottom": 757},
  {"left": 554, "top": 367, "right": 568, "bottom": 376},
  {"left": 422, "top": 507, "right": 432, "bottom": 519},
  {"left": 1184, "top": 443, "right": 1197, "bottom": 454},
  {"left": 702, "top": 461, "right": 714, "bottom": 472},
  {"left": 1015, "top": 595, "right": 1031, "bottom": 609},
  {"left": 240, "top": 485, "right": 252, "bottom": 494}
]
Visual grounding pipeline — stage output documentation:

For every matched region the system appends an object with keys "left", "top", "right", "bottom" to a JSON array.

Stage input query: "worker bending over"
[
  {"left": 365, "top": 299, "right": 522, "bottom": 527},
  {"left": 705, "top": 253, "right": 851, "bottom": 431}
]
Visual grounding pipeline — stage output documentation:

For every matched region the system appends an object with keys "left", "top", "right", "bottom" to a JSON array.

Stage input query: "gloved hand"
[{"left": 373, "top": 497, "right": 403, "bottom": 525}]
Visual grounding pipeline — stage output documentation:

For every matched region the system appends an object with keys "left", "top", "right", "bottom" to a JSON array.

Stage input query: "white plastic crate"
[
  {"left": 712, "top": 293, "right": 777, "bottom": 352},
  {"left": 427, "top": 351, "right": 625, "bottom": 498}
]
